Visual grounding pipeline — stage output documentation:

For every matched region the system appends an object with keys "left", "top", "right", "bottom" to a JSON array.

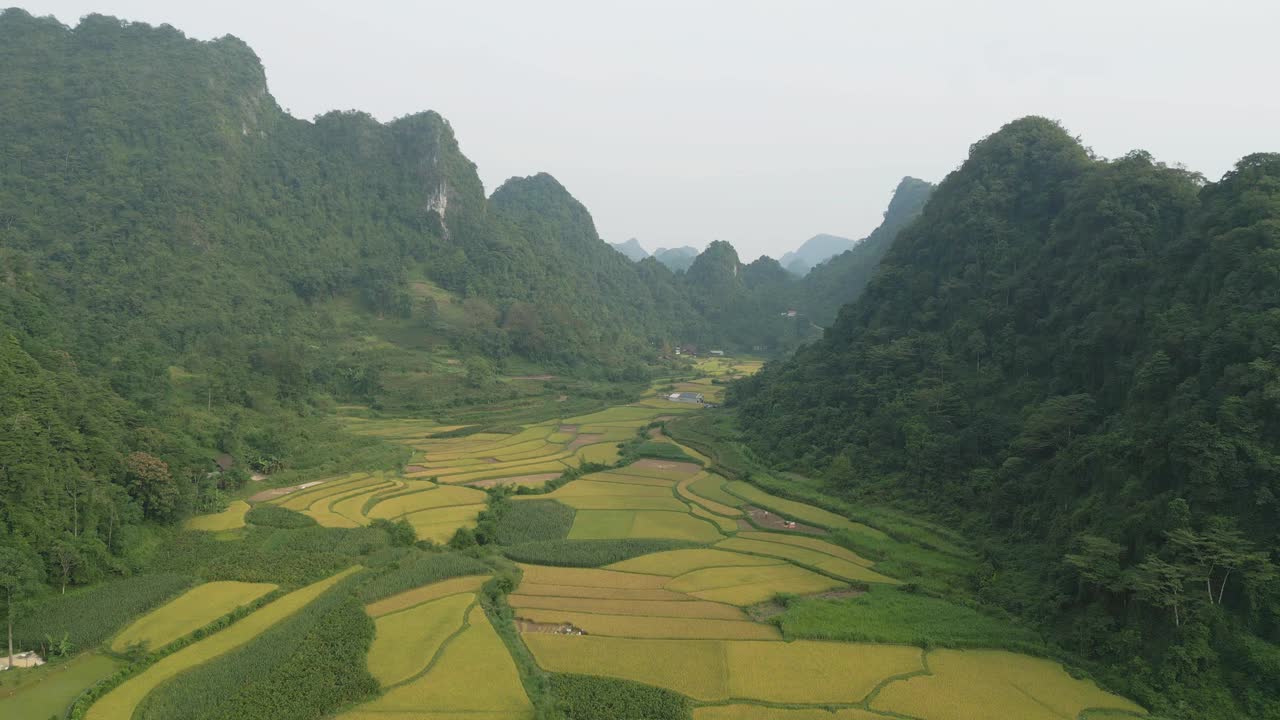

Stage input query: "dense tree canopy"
[{"left": 732, "top": 117, "right": 1280, "bottom": 718}]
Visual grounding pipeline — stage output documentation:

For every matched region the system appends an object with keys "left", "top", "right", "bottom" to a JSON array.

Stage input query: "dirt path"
[
  {"left": 467, "top": 473, "right": 562, "bottom": 488},
  {"left": 739, "top": 505, "right": 827, "bottom": 535},
  {"left": 515, "top": 618, "right": 586, "bottom": 635},
  {"left": 248, "top": 480, "right": 326, "bottom": 502},
  {"left": 630, "top": 459, "right": 701, "bottom": 474},
  {"left": 566, "top": 433, "right": 604, "bottom": 451}
]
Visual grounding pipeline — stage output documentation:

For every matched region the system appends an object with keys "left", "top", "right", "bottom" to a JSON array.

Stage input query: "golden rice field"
[
  {"left": 264, "top": 470, "right": 488, "bottom": 543},
  {"left": 184, "top": 500, "right": 250, "bottom": 532},
  {"left": 110, "top": 581, "right": 277, "bottom": 653},
  {"left": 523, "top": 635, "right": 921, "bottom": 703},
  {"left": 723, "top": 481, "right": 888, "bottom": 539},
  {"left": 695, "top": 707, "right": 886, "bottom": 720},
  {"left": 366, "top": 575, "right": 489, "bottom": 618},
  {"left": 367, "top": 592, "right": 473, "bottom": 686},
  {"left": 343, "top": 606, "right": 531, "bottom": 719},
  {"left": 870, "top": 649, "right": 1147, "bottom": 720},
  {"left": 85, "top": 568, "right": 359, "bottom": 720}
]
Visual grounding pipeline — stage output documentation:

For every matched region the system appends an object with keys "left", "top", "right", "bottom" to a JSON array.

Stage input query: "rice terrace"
[{"left": 2, "top": 355, "right": 1149, "bottom": 720}]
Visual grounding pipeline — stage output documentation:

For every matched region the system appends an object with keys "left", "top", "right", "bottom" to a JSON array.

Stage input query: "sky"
[{"left": 18, "top": 1, "right": 1280, "bottom": 260}]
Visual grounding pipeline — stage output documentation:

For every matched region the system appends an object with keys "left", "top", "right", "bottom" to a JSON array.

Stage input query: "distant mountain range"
[
  {"left": 610, "top": 237, "right": 648, "bottom": 261},
  {"left": 613, "top": 233, "right": 861, "bottom": 277},
  {"left": 778, "top": 234, "right": 856, "bottom": 275}
]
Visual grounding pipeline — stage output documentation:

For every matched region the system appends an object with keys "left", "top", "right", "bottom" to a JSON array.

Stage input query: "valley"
[{"left": 5, "top": 359, "right": 1144, "bottom": 720}]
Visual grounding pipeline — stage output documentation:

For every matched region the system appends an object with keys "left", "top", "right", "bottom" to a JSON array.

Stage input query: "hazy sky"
[{"left": 19, "top": 1, "right": 1280, "bottom": 260}]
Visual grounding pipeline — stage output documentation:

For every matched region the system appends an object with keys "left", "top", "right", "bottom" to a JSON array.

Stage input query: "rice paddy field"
[
  {"left": 60, "top": 378, "right": 1143, "bottom": 720},
  {"left": 110, "top": 581, "right": 278, "bottom": 653}
]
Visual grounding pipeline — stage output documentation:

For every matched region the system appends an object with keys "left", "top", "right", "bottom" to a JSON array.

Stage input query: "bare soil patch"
[
  {"left": 558, "top": 424, "right": 579, "bottom": 433},
  {"left": 515, "top": 618, "right": 587, "bottom": 635},
  {"left": 508, "top": 374, "right": 556, "bottom": 381},
  {"left": 248, "top": 480, "right": 326, "bottom": 502},
  {"left": 630, "top": 459, "right": 702, "bottom": 474},
  {"left": 566, "top": 433, "right": 604, "bottom": 451},
  {"left": 740, "top": 506, "right": 827, "bottom": 535},
  {"left": 746, "top": 601, "right": 786, "bottom": 621},
  {"left": 404, "top": 465, "right": 429, "bottom": 474},
  {"left": 468, "top": 472, "right": 562, "bottom": 488},
  {"left": 654, "top": 415, "right": 676, "bottom": 422},
  {"left": 556, "top": 394, "right": 569, "bottom": 402},
  {"left": 646, "top": 427, "right": 666, "bottom": 440},
  {"left": 250, "top": 472, "right": 267, "bottom": 482}
]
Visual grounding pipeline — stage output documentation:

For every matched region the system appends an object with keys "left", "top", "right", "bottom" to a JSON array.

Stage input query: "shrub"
[
  {"left": 551, "top": 673, "right": 691, "bottom": 720},
  {"left": 357, "top": 551, "right": 490, "bottom": 603},
  {"left": 492, "top": 499, "right": 575, "bottom": 545},
  {"left": 504, "top": 540, "right": 698, "bottom": 567},
  {"left": 244, "top": 505, "right": 316, "bottom": 529}
]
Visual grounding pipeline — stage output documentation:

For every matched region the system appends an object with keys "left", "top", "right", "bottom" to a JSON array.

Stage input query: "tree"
[
  {"left": 1065, "top": 535, "right": 1125, "bottom": 595},
  {"left": 123, "top": 451, "right": 178, "bottom": 521},
  {"left": 1129, "top": 556, "right": 1189, "bottom": 627},
  {"left": 0, "top": 546, "right": 43, "bottom": 668}
]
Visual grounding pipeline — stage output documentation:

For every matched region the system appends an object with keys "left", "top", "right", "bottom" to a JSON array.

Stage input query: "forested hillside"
[
  {"left": 799, "top": 176, "right": 933, "bottom": 325},
  {"left": 732, "top": 117, "right": 1280, "bottom": 718},
  {"left": 0, "top": 9, "right": 702, "bottom": 595}
]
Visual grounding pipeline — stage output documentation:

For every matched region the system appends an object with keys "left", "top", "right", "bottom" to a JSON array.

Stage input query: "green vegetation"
[
  {"left": 134, "top": 575, "right": 377, "bottom": 720},
  {"left": 734, "top": 117, "right": 1280, "bottom": 717},
  {"left": 777, "top": 585, "right": 1043, "bottom": 651},
  {"left": 505, "top": 539, "right": 699, "bottom": 567},
  {"left": 244, "top": 505, "right": 317, "bottom": 529},
  {"left": 356, "top": 551, "right": 490, "bottom": 603},
  {"left": 628, "top": 441, "right": 699, "bottom": 464},
  {"left": 14, "top": 574, "right": 196, "bottom": 655},
  {"left": 489, "top": 499, "right": 577, "bottom": 545},
  {"left": 0, "top": 653, "right": 121, "bottom": 720},
  {"left": 550, "top": 673, "right": 691, "bottom": 720}
]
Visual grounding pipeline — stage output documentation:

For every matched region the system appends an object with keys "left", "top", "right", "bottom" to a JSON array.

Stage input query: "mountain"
[
  {"left": 0, "top": 8, "right": 704, "bottom": 584},
  {"left": 779, "top": 233, "right": 856, "bottom": 275},
  {"left": 652, "top": 246, "right": 700, "bottom": 272},
  {"left": 732, "top": 117, "right": 1280, "bottom": 718},
  {"left": 610, "top": 237, "right": 649, "bottom": 261},
  {"left": 798, "top": 177, "right": 933, "bottom": 325}
]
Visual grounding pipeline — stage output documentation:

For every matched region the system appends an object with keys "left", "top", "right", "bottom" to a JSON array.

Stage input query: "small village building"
[{"left": 709, "top": 350, "right": 725, "bottom": 356}]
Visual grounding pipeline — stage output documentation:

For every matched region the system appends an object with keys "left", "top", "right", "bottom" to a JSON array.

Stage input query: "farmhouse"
[
  {"left": 709, "top": 349, "right": 725, "bottom": 356},
  {"left": 667, "top": 391, "right": 705, "bottom": 404}
]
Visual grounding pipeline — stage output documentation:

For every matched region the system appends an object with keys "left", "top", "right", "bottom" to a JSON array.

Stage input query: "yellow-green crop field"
[
  {"left": 725, "top": 481, "right": 887, "bottom": 539},
  {"left": 85, "top": 567, "right": 359, "bottom": 720},
  {"left": 367, "top": 592, "right": 473, "bottom": 686},
  {"left": 715, "top": 537, "right": 899, "bottom": 584},
  {"left": 508, "top": 594, "right": 748, "bottom": 620},
  {"left": 666, "top": 564, "right": 846, "bottom": 605},
  {"left": 0, "top": 653, "right": 121, "bottom": 720},
  {"left": 695, "top": 706, "right": 886, "bottom": 720},
  {"left": 605, "top": 548, "right": 783, "bottom": 576},
  {"left": 689, "top": 503, "right": 739, "bottom": 531},
  {"left": 568, "top": 509, "right": 722, "bottom": 542},
  {"left": 735, "top": 530, "right": 872, "bottom": 566},
  {"left": 677, "top": 475, "right": 742, "bottom": 517},
  {"left": 184, "top": 500, "right": 250, "bottom": 531},
  {"left": 522, "top": 635, "right": 919, "bottom": 703},
  {"left": 514, "top": 608, "right": 778, "bottom": 640},
  {"left": 110, "top": 581, "right": 277, "bottom": 653},
  {"left": 687, "top": 474, "right": 744, "bottom": 509},
  {"left": 870, "top": 649, "right": 1147, "bottom": 720},
  {"left": 366, "top": 575, "right": 489, "bottom": 618},
  {"left": 344, "top": 606, "right": 531, "bottom": 718}
]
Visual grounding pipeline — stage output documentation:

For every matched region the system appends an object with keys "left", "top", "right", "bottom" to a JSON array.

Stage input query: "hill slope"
[{"left": 732, "top": 117, "right": 1280, "bottom": 718}]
